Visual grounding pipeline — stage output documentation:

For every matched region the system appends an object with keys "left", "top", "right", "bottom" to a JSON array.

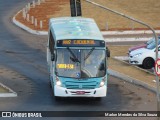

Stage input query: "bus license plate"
[{"left": 76, "top": 91, "right": 85, "bottom": 95}]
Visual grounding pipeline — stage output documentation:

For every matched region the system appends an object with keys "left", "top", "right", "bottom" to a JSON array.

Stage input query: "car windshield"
[
  {"left": 55, "top": 48, "right": 106, "bottom": 78},
  {"left": 147, "top": 40, "right": 160, "bottom": 50},
  {"left": 146, "top": 38, "right": 154, "bottom": 45}
]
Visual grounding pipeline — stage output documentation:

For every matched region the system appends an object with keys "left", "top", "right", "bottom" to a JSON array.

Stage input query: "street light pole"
[
  {"left": 74, "top": 0, "right": 77, "bottom": 16},
  {"left": 70, "top": 0, "right": 82, "bottom": 16},
  {"left": 85, "top": 0, "right": 160, "bottom": 118}
]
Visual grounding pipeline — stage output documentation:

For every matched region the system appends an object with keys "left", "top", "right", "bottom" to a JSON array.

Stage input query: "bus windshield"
[{"left": 56, "top": 48, "right": 106, "bottom": 78}]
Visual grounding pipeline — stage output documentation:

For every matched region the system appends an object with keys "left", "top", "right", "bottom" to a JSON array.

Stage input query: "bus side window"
[{"left": 49, "top": 31, "right": 55, "bottom": 61}]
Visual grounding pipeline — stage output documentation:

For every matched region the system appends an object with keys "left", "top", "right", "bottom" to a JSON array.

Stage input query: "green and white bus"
[{"left": 47, "top": 17, "right": 108, "bottom": 100}]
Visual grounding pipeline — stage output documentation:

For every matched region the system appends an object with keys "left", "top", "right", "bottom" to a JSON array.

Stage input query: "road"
[{"left": 0, "top": 0, "right": 157, "bottom": 120}]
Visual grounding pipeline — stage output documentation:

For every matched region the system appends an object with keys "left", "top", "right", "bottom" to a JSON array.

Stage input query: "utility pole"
[
  {"left": 70, "top": 0, "right": 82, "bottom": 17},
  {"left": 85, "top": 0, "right": 159, "bottom": 119}
]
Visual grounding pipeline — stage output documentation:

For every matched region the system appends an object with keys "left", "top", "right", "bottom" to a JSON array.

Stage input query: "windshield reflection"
[
  {"left": 147, "top": 39, "right": 160, "bottom": 50},
  {"left": 55, "top": 48, "right": 106, "bottom": 78}
]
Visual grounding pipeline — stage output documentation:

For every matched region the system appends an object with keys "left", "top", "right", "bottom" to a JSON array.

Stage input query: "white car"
[{"left": 129, "top": 41, "right": 160, "bottom": 69}]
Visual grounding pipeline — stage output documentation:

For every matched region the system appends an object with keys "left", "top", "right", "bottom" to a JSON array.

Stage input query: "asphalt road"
[{"left": 0, "top": 0, "right": 157, "bottom": 120}]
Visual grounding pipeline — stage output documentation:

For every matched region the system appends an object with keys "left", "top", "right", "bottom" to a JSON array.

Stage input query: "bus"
[{"left": 47, "top": 17, "right": 108, "bottom": 100}]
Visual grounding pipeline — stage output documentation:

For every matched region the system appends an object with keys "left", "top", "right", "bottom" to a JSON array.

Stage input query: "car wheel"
[{"left": 142, "top": 58, "right": 154, "bottom": 69}]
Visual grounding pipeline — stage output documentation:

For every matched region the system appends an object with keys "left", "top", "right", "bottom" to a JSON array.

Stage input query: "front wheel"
[
  {"left": 142, "top": 58, "right": 154, "bottom": 69},
  {"left": 54, "top": 96, "right": 62, "bottom": 101},
  {"left": 94, "top": 97, "right": 102, "bottom": 101}
]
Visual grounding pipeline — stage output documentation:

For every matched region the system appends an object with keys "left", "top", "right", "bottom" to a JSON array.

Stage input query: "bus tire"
[
  {"left": 95, "top": 97, "right": 101, "bottom": 101},
  {"left": 55, "top": 96, "right": 62, "bottom": 101}
]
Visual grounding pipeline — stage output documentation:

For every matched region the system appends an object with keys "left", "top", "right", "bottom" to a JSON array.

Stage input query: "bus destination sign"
[{"left": 57, "top": 40, "right": 105, "bottom": 47}]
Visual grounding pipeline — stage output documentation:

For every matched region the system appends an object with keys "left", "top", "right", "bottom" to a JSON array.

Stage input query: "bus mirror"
[
  {"left": 106, "top": 47, "right": 110, "bottom": 57},
  {"left": 99, "top": 63, "right": 105, "bottom": 71},
  {"left": 51, "top": 54, "right": 55, "bottom": 61}
]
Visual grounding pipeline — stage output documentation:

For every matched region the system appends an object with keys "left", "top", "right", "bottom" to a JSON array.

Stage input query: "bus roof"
[{"left": 49, "top": 17, "right": 104, "bottom": 41}]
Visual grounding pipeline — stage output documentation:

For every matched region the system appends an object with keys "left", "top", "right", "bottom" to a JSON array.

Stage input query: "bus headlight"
[
  {"left": 100, "top": 81, "right": 105, "bottom": 87},
  {"left": 56, "top": 77, "right": 62, "bottom": 86},
  {"left": 100, "top": 77, "right": 106, "bottom": 87}
]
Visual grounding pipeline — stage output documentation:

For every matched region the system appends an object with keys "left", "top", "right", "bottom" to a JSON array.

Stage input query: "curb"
[
  {"left": 102, "top": 30, "right": 160, "bottom": 35},
  {"left": 12, "top": 10, "right": 47, "bottom": 35},
  {"left": 0, "top": 83, "right": 17, "bottom": 97},
  {"left": 108, "top": 69, "right": 156, "bottom": 93},
  {"left": 104, "top": 37, "right": 152, "bottom": 42}
]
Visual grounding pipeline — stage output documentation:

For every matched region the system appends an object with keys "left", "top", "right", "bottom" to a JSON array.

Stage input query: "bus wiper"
[
  {"left": 67, "top": 47, "right": 80, "bottom": 63},
  {"left": 84, "top": 47, "right": 95, "bottom": 61}
]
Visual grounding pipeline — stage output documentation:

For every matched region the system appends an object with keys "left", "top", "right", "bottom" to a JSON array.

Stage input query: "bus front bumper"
[{"left": 54, "top": 85, "right": 107, "bottom": 97}]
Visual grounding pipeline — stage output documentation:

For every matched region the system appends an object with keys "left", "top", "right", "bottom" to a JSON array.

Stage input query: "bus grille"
[{"left": 65, "top": 81, "right": 98, "bottom": 89}]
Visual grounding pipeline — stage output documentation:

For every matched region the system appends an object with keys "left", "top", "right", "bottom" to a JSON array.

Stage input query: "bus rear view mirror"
[
  {"left": 99, "top": 63, "right": 105, "bottom": 71},
  {"left": 106, "top": 46, "right": 110, "bottom": 57}
]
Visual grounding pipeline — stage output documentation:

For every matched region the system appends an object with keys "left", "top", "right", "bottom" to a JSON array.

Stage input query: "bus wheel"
[
  {"left": 95, "top": 97, "right": 101, "bottom": 101},
  {"left": 55, "top": 96, "right": 61, "bottom": 101}
]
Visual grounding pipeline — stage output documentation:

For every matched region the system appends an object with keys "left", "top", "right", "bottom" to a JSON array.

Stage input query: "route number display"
[{"left": 57, "top": 39, "right": 105, "bottom": 47}]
